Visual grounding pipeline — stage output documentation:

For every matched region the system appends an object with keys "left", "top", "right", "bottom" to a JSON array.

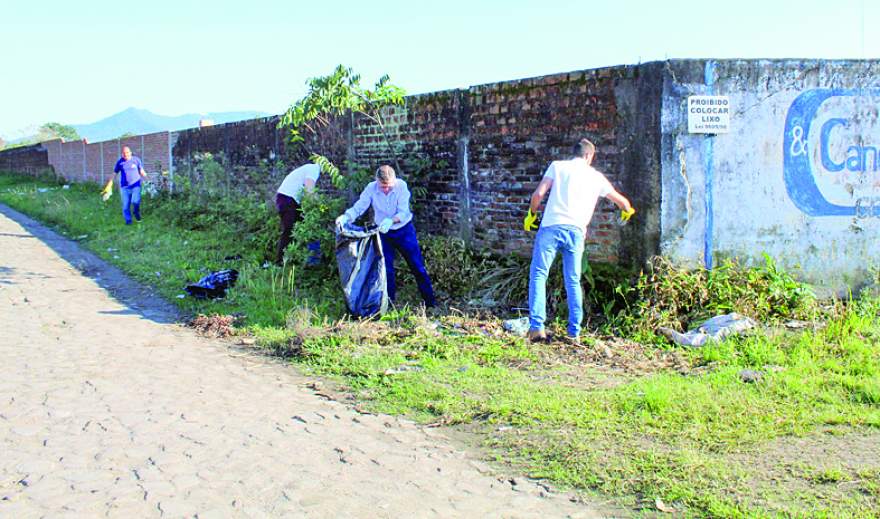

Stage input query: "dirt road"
[{"left": 0, "top": 205, "right": 609, "bottom": 518}]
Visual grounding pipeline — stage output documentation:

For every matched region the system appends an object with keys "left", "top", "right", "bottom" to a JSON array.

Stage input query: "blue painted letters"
[{"left": 783, "top": 89, "right": 880, "bottom": 217}]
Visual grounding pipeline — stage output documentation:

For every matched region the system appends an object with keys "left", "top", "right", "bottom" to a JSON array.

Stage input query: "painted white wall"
[{"left": 661, "top": 60, "right": 880, "bottom": 294}]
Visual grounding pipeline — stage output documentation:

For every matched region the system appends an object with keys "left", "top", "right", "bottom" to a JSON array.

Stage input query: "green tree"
[
  {"left": 278, "top": 65, "right": 406, "bottom": 187},
  {"left": 0, "top": 137, "right": 6, "bottom": 150},
  {"left": 117, "top": 132, "right": 136, "bottom": 139},
  {"left": 39, "top": 122, "right": 80, "bottom": 141}
]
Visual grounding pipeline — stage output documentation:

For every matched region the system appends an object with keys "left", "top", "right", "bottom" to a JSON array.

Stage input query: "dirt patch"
[
  {"left": 542, "top": 336, "right": 691, "bottom": 376},
  {"left": 421, "top": 315, "right": 692, "bottom": 376},
  {"left": 728, "top": 427, "right": 880, "bottom": 514},
  {"left": 188, "top": 314, "right": 237, "bottom": 337}
]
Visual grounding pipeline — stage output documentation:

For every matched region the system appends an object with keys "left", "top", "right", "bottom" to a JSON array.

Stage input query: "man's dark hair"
[{"left": 572, "top": 138, "right": 596, "bottom": 158}]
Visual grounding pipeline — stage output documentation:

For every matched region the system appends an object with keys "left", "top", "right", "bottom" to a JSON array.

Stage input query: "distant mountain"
[{"left": 73, "top": 107, "right": 270, "bottom": 142}]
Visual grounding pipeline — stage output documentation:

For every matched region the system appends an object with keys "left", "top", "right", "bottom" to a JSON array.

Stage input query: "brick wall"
[
  {"left": 0, "top": 144, "right": 52, "bottom": 176},
  {"left": 171, "top": 115, "right": 349, "bottom": 201},
  {"left": 84, "top": 142, "right": 103, "bottom": 183},
  {"left": 35, "top": 134, "right": 172, "bottom": 186},
  {"left": 349, "top": 90, "right": 463, "bottom": 237},
  {"left": 101, "top": 140, "right": 121, "bottom": 184},
  {"left": 467, "top": 69, "right": 631, "bottom": 261},
  {"left": 59, "top": 140, "right": 85, "bottom": 183},
  {"left": 0, "top": 63, "right": 664, "bottom": 265},
  {"left": 345, "top": 66, "right": 658, "bottom": 265}
]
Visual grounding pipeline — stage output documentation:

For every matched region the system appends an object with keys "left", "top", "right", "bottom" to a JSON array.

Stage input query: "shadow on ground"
[{"left": 0, "top": 203, "right": 179, "bottom": 325}]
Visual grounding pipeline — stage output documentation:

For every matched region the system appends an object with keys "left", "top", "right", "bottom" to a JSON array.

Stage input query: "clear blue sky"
[{"left": 1, "top": 0, "right": 876, "bottom": 139}]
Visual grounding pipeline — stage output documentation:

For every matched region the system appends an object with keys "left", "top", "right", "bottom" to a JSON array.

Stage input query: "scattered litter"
[
  {"left": 659, "top": 313, "right": 757, "bottom": 347},
  {"left": 184, "top": 269, "right": 239, "bottom": 299},
  {"left": 306, "top": 240, "right": 321, "bottom": 266},
  {"left": 62, "top": 185, "right": 70, "bottom": 189},
  {"left": 75, "top": 235, "right": 88, "bottom": 240},
  {"left": 783, "top": 320, "right": 809, "bottom": 329},
  {"left": 176, "top": 294, "right": 186, "bottom": 299},
  {"left": 112, "top": 255, "right": 119, "bottom": 259},
  {"left": 467, "top": 297, "right": 498, "bottom": 308},
  {"left": 238, "top": 337, "right": 256, "bottom": 346},
  {"left": 37, "top": 188, "right": 49, "bottom": 193},
  {"left": 738, "top": 369, "right": 763, "bottom": 383},
  {"left": 155, "top": 272, "right": 161, "bottom": 278},
  {"left": 783, "top": 319, "right": 824, "bottom": 330},
  {"left": 106, "top": 248, "right": 118, "bottom": 252},
  {"left": 223, "top": 254, "right": 243, "bottom": 261},
  {"left": 655, "top": 497, "right": 675, "bottom": 513},
  {"left": 502, "top": 316, "right": 530, "bottom": 336},
  {"left": 383, "top": 365, "right": 424, "bottom": 375},
  {"left": 261, "top": 261, "right": 272, "bottom": 269}
]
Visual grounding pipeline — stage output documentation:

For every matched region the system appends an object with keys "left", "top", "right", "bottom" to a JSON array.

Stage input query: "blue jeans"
[
  {"left": 528, "top": 225, "right": 585, "bottom": 337},
  {"left": 380, "top": 222, "right": 436, "bottom": 307},
  {"left": 120, "top": 185, "right": 141, "bottom": 225}
]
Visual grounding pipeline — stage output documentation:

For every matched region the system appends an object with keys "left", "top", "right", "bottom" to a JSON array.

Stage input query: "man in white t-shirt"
[
  {"left": 275, "top": 163, "right": 320, "bottom": 264},
  {"left": 524, "top": 138, "right": 634, "bottom": 343}
]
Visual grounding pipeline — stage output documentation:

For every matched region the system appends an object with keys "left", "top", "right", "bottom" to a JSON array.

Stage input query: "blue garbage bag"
[
  {"left": 185, "top": 269, "right": 239, "bottom": 299},
  {"left": 335, "top": 224, "right": 388, "bottom": 317},
  {"left": 306, "top": 240, "right": 322, "bottom": 266}
]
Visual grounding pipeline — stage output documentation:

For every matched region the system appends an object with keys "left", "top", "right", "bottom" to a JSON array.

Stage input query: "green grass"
[
  {"left": 0, "top": 172, "right": 344, "bottom": 325},
  {"left": 2, "top": 171, "right": 879, "bottom": 518}
]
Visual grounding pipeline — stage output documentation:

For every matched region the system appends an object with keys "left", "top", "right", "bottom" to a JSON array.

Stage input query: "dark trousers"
[
  {"left": 379, "top": 222, "right": 436, "bottom": 307},
  {"left": 276, "top": 193, "right": 302, "bottom": 264}
]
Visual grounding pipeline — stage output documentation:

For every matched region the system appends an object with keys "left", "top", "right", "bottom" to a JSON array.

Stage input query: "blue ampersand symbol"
[{"left": 790, "top": 125, "right": 807, "bottom": 156}]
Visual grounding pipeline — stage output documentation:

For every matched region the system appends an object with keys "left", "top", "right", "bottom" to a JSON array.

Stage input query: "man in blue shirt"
[
  {"left": 336, "top": 165, "right": 436, "bottom": 308},
  {"left": 103, "top": 146, "right": 149, "bottom": 225}
]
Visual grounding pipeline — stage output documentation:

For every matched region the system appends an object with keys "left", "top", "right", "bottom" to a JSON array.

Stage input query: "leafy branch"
[{"left": 278, "top": 65, "right": 407, "bottom": 187}]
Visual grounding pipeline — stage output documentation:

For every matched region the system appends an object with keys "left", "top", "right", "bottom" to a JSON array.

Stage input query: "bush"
[
  {"left": 617, "top": 255, "right": 818, "bottom": 339},
  {"left": 151, "top": 153, "right": 278, "bottom": 261},
  {"left": 401, "top": 235, "right": 632, "bottom": 319},
  {"left": 417, "top": 236, "right": 498, "bottom": 300},
  {"left": 285, "top": 190, "right": 345, "bottom": 269}
]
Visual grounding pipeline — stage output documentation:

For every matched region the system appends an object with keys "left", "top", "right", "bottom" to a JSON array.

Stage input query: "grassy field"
[{"left": 2, "top": 171, "right": 879, "bottom": 517}]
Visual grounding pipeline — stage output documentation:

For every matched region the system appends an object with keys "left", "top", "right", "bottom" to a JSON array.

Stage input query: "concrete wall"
[{"left": 660, "top": 59, "right": 880, "bottom": 293}]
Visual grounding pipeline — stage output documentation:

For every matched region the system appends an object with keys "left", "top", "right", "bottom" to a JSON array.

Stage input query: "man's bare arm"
[
  {"left": 606, "top": 190, "right": 632, "bottom": 212},
  {"left": 529, "top": 177, "right": 553, "bottom": 214}
]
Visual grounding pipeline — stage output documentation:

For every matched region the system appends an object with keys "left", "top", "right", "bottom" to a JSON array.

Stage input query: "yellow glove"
[
  {"left": 523, "top": 209, "right": 539, "bottom": 232},
  {"left": 621, "top": 207, "right": 636, "bottom": 222},
  {"left": 101, "top": 181, "right": 113, "bottom": 202}
]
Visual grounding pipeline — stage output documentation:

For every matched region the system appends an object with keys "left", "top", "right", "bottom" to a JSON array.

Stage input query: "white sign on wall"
[{"left": 688, "top": 96, "right": 730, "bottom": 133}]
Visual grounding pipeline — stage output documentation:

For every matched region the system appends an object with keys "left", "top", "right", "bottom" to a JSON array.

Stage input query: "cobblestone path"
[{"left": 0, "top": 205, "right": 608, "bottom": 518}]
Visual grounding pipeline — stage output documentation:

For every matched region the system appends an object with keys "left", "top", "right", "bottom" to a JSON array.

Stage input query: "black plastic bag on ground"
[
  {"left": 185, "top": 269, "right": 239, "bottom": 299},
  {"left": 335, "top": 224, "right": 388, "bottom": 317}
]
